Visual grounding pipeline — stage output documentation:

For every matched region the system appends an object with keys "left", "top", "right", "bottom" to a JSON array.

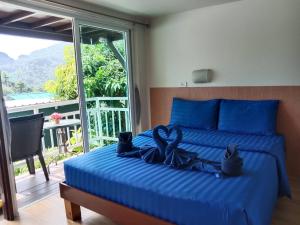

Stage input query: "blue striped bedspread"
[
  {"left": 140, "top": 127, "right": 290, "bottom": 197},
  {"left": 64, "top": 128, "right": 291, "bottom": 225}
]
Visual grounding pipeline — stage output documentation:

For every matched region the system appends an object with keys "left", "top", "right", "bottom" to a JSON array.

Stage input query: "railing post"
[
  {"left": 33, "top": 108, "right": 39, "bottom": 114},
  {"left": 94, "top": 112, "right": 99, "bottom": 145},
  {"left": 95, "top": 99, "right": 104, "bottom": 146},
  {"left": 73, "top": 114, "right": 78, "bottom": 144},
  {"left": 118, "top": 111, "right": 122, "bottom": 133},
  {"left": 105, "top": 111, "right": 109, "bottom": 137},
  {"left": 125, "top": 110, "right": 129, "bottom": 132},
  {"left": 49, "top": 129, "right": 55, "bottom": 149},
  {"left": 112, "top": 111, "right": 115, "bottom": 138}
]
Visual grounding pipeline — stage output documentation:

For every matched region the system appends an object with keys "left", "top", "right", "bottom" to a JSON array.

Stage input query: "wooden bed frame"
[{"left": 59, "top": 182, "right": 174, "bottom": 225}]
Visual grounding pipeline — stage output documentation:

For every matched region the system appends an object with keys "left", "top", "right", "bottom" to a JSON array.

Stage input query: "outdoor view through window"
[
  {"left": 0, "top": 2, "right": 131, "bottom": 210},
  {"left": 0, "top": 34, "right": 71, "bottom": 107},
  {"left": 0, "top": 30, "right": 130, "bottom": 183},
  {"left": 0, "top": 34, "right": 79, "bottom": 180}
]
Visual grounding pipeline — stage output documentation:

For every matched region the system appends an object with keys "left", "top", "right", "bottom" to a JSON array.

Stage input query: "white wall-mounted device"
[{"left": 192, "top": 69, "right": 212, "bottom": 83}]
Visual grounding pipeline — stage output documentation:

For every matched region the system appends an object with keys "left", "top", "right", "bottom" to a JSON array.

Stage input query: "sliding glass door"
[{"left": 73, "top": 20, "right": 133, "bottom": 152}]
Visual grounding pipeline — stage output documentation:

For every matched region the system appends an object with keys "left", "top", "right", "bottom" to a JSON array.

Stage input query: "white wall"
[{"left": 148, "top": 0, "right": 300, "bottom": 87}]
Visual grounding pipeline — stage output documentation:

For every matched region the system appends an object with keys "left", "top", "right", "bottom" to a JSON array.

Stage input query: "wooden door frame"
[{"left": 0, "top": 83, "right": 18, "bottom": 220}]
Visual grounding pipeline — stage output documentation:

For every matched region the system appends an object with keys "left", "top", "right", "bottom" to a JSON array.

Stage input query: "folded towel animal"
[
  {"left": 117, "top": 125, "right": 187, "bottom": 164},
  {"left": 164, "top": 126, "right": 198, "bottom": 168},
  {"left": 152, "top": 125, "right": 169, "bottom": 158},
  {"left": 117, "top": 132, "right": 133, "bottom": 155},
  {"left": 140, "top": 146, "right": 164, "bottom": 163},
  {"left": 117, "top": 126, "right": 243, "bottom": 178},
  {"left": 118, "top": 145, "right": 163, "bottom": 163},
  {"left": 189, "top": 146, "right": 243, "bottom": 177},
  {"left": 221, "top": 145, "right": 243, "bottom": 176},
  {"left": 138, "top": 125, "right": 171, "bottom": 163},
  {"left": 117, "top": 131, "right": 143, "bottom": 158},
  {"left": 117, "top": 125, "right": 168, "bottom": 163},
  {"left": 165, "top": 148, "right": 198, "bottom": 169}
]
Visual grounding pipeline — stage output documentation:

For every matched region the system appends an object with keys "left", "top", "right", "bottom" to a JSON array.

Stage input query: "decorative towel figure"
[
  {"left": 152, "top": 125, "right": 169, "bottom": 158},
  {"left": 117, "top": 126, "right": 243, "bottom": 178},
  {"left": 117, "top": 125, "right": 169, "bottom": 163},
  {"left": 117, "top": 132, "right": 133, "bottom": 155},
  {"left": 140, "top": 146, "right": 164, "bottom": 163},
  {"left": 221, "top": 144, "right": 243, "bottom": 176},
  {"left": 190, "top": 145, "right": 243, "bottom": 177},
  {"left": 139, "top": 125, "right": 171, "bottom": 163},
  {"left": 164, "top": 126, "right": 198, "bottom": 169},
  {"left": 117, "top": 132, "right": 141, "bottom": 158}
]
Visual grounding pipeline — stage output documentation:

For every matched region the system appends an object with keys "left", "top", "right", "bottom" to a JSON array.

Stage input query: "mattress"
[{"left": 64, "top": 128, "right": 290, "bottom": 225}]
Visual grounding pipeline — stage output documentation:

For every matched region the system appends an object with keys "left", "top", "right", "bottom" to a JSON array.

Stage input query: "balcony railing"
[
  {"left": 7, "top": 97, "right": 129, "bottom": 170},
  {"left": 86, "top": 97, "right": 130, "bottom": 146}
]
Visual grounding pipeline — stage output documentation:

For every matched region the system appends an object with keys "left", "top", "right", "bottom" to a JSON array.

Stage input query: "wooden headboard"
[{"left": 150, "top": 86, "right": 300, "bottom": 177}]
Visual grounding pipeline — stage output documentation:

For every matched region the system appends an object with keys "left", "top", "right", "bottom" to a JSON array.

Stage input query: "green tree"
[
  {"left": 0, "top": 71, "right": 9, "bottom": 86},
  {"left": 82, "top": 42, "right": 127, "bottom": 98},
  {"left": 44, "top": 46, "right": 78, "bottom": 100},
  {"left": 15, "top": 81, "right": 26, "bottom": 93},
  {"left": 44, "top": 41, "right": 127, "bottom": 100},
  {"left": 0, "top": 71, "right": 12, "bottom": 95}
]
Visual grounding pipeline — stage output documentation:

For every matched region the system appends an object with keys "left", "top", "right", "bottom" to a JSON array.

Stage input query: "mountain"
[
  {"left": 0, "top": 52, "right": 14, "bottom": 65},
  {"left": 0, "top": 42, "right": 72, "bottom": 90}
]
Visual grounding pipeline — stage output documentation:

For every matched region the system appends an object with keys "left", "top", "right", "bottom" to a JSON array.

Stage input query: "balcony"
[{"left": 7, "top": 97, "right": 129, "bottom": 206}]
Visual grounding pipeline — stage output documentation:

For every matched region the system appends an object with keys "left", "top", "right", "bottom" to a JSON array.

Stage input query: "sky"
[{"left": 0, "top": 34, "right": 60, "bottom": 60}]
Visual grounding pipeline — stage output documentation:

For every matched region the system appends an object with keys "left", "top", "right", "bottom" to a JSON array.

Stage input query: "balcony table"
[
  {"left": 43, "top": 119, "right": 81, "bottom": 153},
  {"left": 43, "top": 119, "right": 81, "bottom": 173}
]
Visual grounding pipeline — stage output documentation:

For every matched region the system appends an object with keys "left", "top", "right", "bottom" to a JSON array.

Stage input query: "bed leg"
[{"left": 64, "top": 200, "right": 81, "bottom": 221}]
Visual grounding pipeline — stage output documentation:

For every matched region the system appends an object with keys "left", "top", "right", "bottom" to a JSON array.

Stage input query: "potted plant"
[{"left": 50, "top": 112, "right": 63, "bottom": 124}]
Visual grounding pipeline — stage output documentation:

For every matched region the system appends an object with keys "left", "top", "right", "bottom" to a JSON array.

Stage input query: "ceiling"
[
  {"left": 0, "top": 3, "right": 73, "bottom": 41},
  {"left": 78, "top": 0, "right": 240, "bottom": 17},
  {"left": 0, "top": 3, "right": 123, "bottom": 43}
]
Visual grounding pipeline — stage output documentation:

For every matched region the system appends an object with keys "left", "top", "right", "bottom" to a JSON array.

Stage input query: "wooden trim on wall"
[{"left": 150, "top": 86, "right": 300, "bottom": 177}]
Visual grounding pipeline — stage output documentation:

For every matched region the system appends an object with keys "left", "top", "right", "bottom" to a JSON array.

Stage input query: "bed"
[{"left": 60, "top": 99, "right": 291, "bottom": 225}]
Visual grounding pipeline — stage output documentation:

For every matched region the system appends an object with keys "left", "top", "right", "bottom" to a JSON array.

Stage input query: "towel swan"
[
  {"left": 117, "top": 125, "right": 243, "bottom": 176},
  {"left": 164, "top": 126, "right": 198, "bottom": 169}
]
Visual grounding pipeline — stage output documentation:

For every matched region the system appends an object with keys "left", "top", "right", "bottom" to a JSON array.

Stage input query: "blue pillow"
[
  {"left": 170, "top": 98, "right": 219, "bottom": 130},
  {"left": 218, "top": 99, "right": 279, "bottom": 135}
]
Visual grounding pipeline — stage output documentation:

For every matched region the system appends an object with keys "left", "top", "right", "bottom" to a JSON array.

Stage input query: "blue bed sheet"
[
  {"left": 64, "top": 128, "right": 290, "bottom": 225},
  {"left": 141, "top": 127, "right": 290, "bottom": 197}
]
